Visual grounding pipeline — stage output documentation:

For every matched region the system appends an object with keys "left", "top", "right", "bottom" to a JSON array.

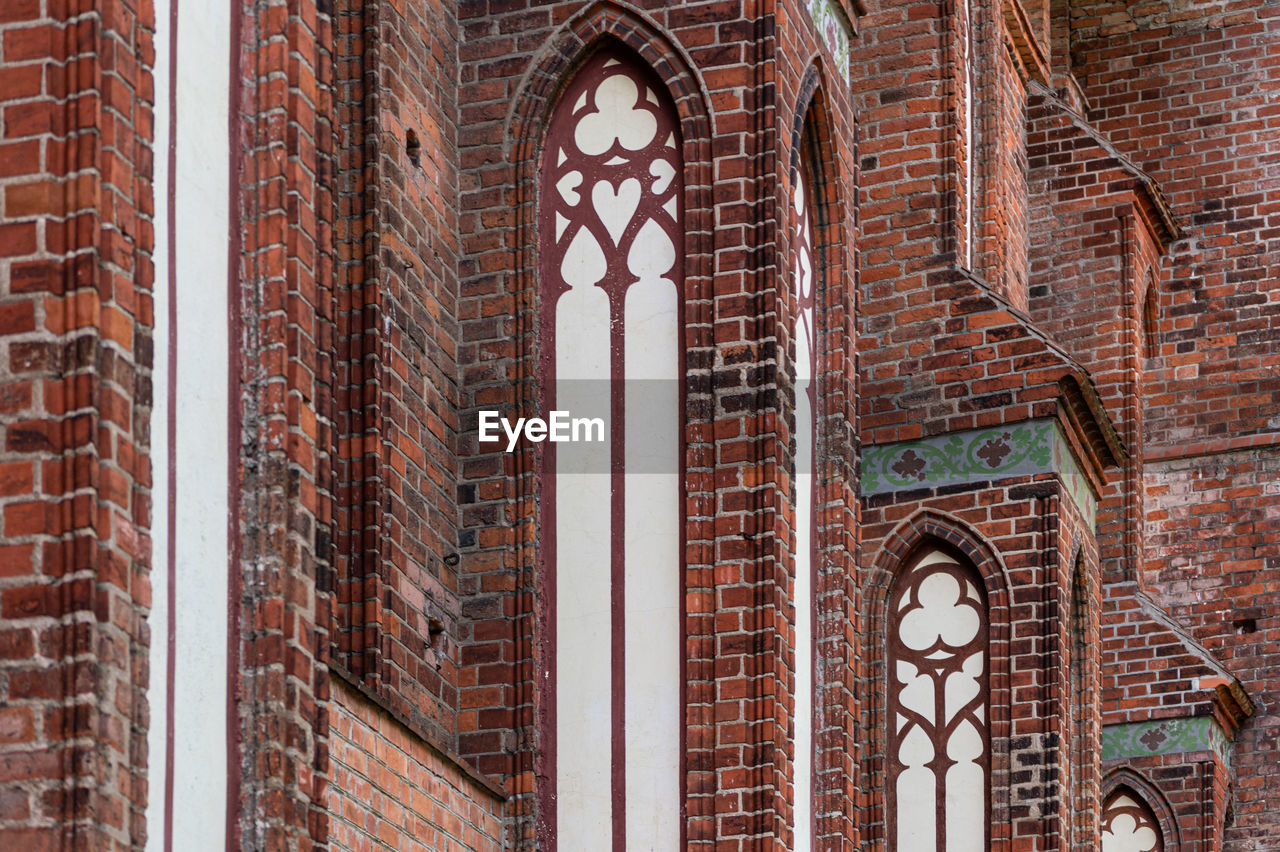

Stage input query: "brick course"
[{"left": 328, "top": 676, "right": 502, "bottom": 852}]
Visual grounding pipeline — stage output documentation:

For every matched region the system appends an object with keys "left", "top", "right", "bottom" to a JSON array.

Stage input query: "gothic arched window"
[
  {"left": 1102, "top": 789, "right": 1164, "bottom": 852},
  {"left": 887, "top": 548, "right": 990, "bottom": 850},
  {"left": 538, "top": 48, "right": 684, "bottom": 848},
  {"left": 1141, "top": 272, "right": 1159, "bottom": 359}
]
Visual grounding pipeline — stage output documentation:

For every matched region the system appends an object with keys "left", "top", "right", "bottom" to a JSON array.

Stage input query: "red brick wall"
[
  {"left": 1140, "top": 449, "right": 1280, "bottom": 846},
  {"left": 1, "top": 0, "right": 1274, "bottom": 850},
  {"left": 852, "top": 0, "right": 1112, "bottom": 450},
  {"left": 980, "top": 20, "right": 1031, "bottom": 310},
  {"left": 1026, "top": 93, "right": 1173, "bottom": 585},
  {"left": 1072, "top": 3, "right": 1280, "bottom": 448},
  {"left": 852, "top": 0, "right": 956, "bottom": 307},
  {"left": 1069, "top": 2, "right": 1280, "bottom": 846},
  {"left": 328, "top": 676, "right": 503, "bottom": 852},
  {"left": 0, "top": 1, "right": 156, "bottom": 848},
  {"left": 330, "top": 0, "right": 467, "bottom": 750}
]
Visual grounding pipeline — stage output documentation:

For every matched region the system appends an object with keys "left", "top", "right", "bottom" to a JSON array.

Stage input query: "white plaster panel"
[
  {"left": 623, "top": 277, "right": 680, "bottom": 849},
  {"left": 792, "top": 163, "right": 816, "bottom": 852},
  {"left": 944, "top": 653, "right": 983, "bottom": 721},
  {"left": 1102, "top": 794, "right": 1161, "bottom": 852},
  {"left": 573, "top": 74, "right": 657, "bottom": 155},
  {"left": 896, "top": 753, "right": 937, "bottom": 852},
  {"left": 944, "top": 759, "right": 985, "bottom": 852},
  {"left": 895, "top": 661, "right": 934, "bottom": 724},
  {"left": 144, "top": 0, "right": 172, "bottom": 848},
  {"left": 900, "top": 573, "right": 979, "bottom": 651},
  {"left": 593, "top": 178, "right": 640, "bottom": 245},
  {"left": 168, "top": 0, "right": 232, "bottom": 846},
  {"left": 793, "top": 400, "right": 814, "bottom": 852},
  {"left": 555, "top": 286, "right": 613, "bottom": 847}
]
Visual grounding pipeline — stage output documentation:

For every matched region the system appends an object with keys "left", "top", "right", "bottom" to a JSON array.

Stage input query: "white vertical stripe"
[
  {"left": 962, "top": 0, "right": 976, "bottom": 269},
  {"left": 555, "top": 285, "right": 613, "bottom": 847},
  {"left": 945, "top": 739, "right": 985, "bottom": 851},
  {"left": 144, "top": 0, "right": 172, "bottom": 848},
  {"left": 623, "top": 275, "right": 681, "bottom": 850},
  {"left": 794, "top": 399, "right": 813, "bottom": 852},
  {"left": 170, "top": 0, "right": 231, "bottom": 845},
  {"left": 794, "top": 170, "right": 816, "bottom": 852}
]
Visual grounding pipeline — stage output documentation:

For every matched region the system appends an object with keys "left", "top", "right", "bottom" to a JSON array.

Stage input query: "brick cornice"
[
  {"left": 1027, "top": 81, "right": 1181, "bottom": 245},
  {"left": 1001, "top": 0, "right": 1050, "bottom": 84}
]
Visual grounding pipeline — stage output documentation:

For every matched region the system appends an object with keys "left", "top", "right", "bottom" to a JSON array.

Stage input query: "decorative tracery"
[
  {"left": 1102, "top": 790, "right": 1164, "bottom": 852},
  {"left": 541, "top": 54, "right": 681, "bottom": 316},
  {"left": 887, "top": 548, "right": 990, "bottom": 851}
]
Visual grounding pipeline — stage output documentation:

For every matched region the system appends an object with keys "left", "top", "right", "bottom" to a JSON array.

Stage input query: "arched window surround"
[
  {"left": 1066, "top": 544, "right": 1103, "bottom": 851},
  {"left": 494, "top": 10, "right": 717, "bottom": 851},
  {"left": 865, "top": 510, "right": 1013, "bottom": 849},
  {"left": 537, "top": 45, "right": 686, "bottom": 851},
  {"left": 788, "top": 63, "right": 852, "bottom": 851},
  {"left": 1101, "top": 770, "right": 1182, "bottom": 852}
]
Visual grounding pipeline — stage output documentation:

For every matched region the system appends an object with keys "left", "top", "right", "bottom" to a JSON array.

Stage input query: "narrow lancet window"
[
  {"left": 887, "top": 548, "right": 990, "bottom": 851},
  {"left": 539, "top": 49, "right": 684, "bottom": 850}
]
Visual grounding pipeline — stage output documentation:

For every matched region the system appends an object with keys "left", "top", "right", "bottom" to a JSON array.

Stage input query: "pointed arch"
[
  {"left": 789, "top": 104, "right": 821, "bottom": 852},
  {"left": 529, "top": 38, "right": 700, "bottom": 851},
  {"left": 1102, "top": 769, "right": 1182, "bottom": 852},
  {"left": 1068, "top": 549, "right": 1096, "bottom": 849},
  {"left": 508, "top": 2, "right": 715, "bottom": 184},
  {"left": 792, "top": 63, "right": 846, "bottom": 221},
  {"left": 789, "top": 60, "right": 857, "bottom": 850},
  {"left": 788, "top": 64, "right": 834, "bottom": 852},
  {"left": 505, "top": 2, "right": 717, "bottom": 423},
  {"left": 867, "top": 510, "right": 1011, "bottom": 615}
]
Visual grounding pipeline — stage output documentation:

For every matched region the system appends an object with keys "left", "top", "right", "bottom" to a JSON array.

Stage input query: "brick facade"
[
  {"left": 0, "top": 0, "right": 1276, "bottom": 850},
  {"left": 328, "top": 676, "right": 502, "bottom": 851},
  {"left": 1068, "top": 2, "right": 1280, "bottom": 847}
]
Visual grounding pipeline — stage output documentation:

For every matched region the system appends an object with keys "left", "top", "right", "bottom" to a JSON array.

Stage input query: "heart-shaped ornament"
[{"left": 592, "top": 178, "right": 641, "bottom": 245}]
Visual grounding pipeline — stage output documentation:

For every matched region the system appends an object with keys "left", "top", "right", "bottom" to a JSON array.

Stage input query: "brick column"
[{"left": 0, "top": 0, "right": 156, "bottom": 848}]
